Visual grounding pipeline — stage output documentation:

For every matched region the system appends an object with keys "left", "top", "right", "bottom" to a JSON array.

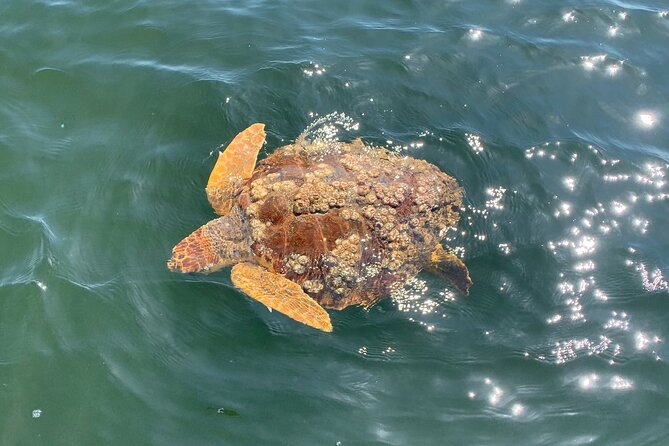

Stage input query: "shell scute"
[{"left": 257, "top": 195, "right": 291, "bottom": 224}]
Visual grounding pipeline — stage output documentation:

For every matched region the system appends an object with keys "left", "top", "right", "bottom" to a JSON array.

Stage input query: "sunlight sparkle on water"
[
  {"left": 554, "top": 201, "right": 572, "bottom": 217},
  {"left": 563, "top": 177, "right": 576, "bottom": 191},
  {"left": 488, "top": 386, "right": 503, "bottom": 406},
  {"left": 610, "top": 375, "right": 633, "bottom": 391},
  {"left": 302, "top": 62, "right": 326, "bottom": 77},
  {"left": 579, "top": 373, "right": 599, "bottom": 390},
  {"left": 391, "top": 278, "right": 453, "bottom": 323},
  {"left": 468, "top": 28, "right": 483, "bottom": 41},
  {"left": 632, "top": 218, "right": 649, "bottom": 234},
  {"left": 580, "top": 54, "right": 606, "bottom": 72},
  {"left": 604, "top": 173, "right": 630, "bottom": 182},
  {"left": 439, "top": 289, "right": 456, "bottom": 303},
  {"left": 465, "top": 133, "right": 484, "bottom": 153},
  {"left": 606, "top": 64, "right": 622, "bottom": 76},
  {"left": 553, "top": 337, "right": 611, "bottom": 364},
  {"left": 634, "top": 263, "right": 669, "bottom": 292},
  {"left": 573, "top": 235, "right": 597, "bottom": 256},
  {"left": 546, "top": 314, "right": 562, "bottom": 324},
  {"left": 593, "top": 289, "right": 608, "bottom": 301},
  {"left": 633, "top": 331, "right": 661, "bottom": 351},
  {"left": 498, "top": 243, "right": 511, "bottom": 255},
  {"left": 610, "top": 201, "right": 627, "bottom": 215},
  {"left": 604, "top": 311, "right": 629, "bottom": 331},
  {"left": 636, "top": 111, "right": 657, "bottom": 128},
  {"left": 485, "top": 187, "right": 506, "bottom": 209}
]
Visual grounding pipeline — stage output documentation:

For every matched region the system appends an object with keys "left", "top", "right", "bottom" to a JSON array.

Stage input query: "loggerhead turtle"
[{"left": 167, "top": 123, "right": 472, "bottom": 332}]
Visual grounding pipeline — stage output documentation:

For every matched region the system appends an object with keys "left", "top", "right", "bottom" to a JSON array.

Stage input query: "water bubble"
[{"left": 303, "top": 112, "right": 360, "bottom": 142}]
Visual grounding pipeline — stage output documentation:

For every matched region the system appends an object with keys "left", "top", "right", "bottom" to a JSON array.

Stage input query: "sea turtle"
[{"left": 168, "top": 123, "right": 472, "bottom": 331}]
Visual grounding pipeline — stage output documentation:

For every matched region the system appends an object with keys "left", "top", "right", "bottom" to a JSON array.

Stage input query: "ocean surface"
[{"left": 2, "top": 1, "right": 669, "bottom": 444}]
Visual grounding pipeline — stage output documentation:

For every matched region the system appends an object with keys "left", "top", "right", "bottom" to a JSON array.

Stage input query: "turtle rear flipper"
[
  {"left": 206, "top": 123, "right": 265, "bottom": 215},
  {"left": 230, "top": 263, "right": 333, "bottom": 332},
  {"left": 428, "top": 244, "right": 472, "bottom": 295}
]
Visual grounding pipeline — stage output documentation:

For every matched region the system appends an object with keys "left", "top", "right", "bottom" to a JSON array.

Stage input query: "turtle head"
[{"left": 168, "top": 208, "right": 252, "bottom": 274}]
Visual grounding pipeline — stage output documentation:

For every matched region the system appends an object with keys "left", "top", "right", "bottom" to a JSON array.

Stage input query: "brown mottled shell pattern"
[{"left": 235, "top": 138, "right": 463, "bottom": 310}]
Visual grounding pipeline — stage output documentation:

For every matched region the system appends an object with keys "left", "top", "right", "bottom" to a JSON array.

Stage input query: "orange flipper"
[
  {"left": 206, "top": 123, "right": 266, "bottom": 215},
  {"left": 167, "top": 208, "right": 252, "bottom": 274},
  {"left": 231, "top": 262, "right": 333, "bottom": 332},
  {"left": 429, "top": 244, "right": 473, "bottom": 295}
]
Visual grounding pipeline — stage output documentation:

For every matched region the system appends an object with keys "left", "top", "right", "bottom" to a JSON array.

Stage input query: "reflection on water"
[
  {"left": 308, "top": 108, "right": 668, "bottom": 390},
  {"left": 1, "top": 0, "right": 669, "bottom": 444}
]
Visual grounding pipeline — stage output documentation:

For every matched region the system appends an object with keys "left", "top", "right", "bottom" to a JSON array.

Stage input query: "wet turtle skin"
[{"left": 234, "top": 138, "right": 464, "bottom": 310}]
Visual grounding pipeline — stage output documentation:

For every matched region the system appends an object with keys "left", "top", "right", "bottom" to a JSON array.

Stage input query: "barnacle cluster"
[
  {"left": 285, "top": 252, "right": 310, "bottom": 274},
  {"left": 292, "top": 180, "right": 349, "bottom": 214},
  {"left": 323, "top": 233, "right": 362, "bottom": 296}
]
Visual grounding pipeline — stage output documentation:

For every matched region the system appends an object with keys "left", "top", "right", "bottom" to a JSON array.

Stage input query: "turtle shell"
[{"left": 236, "top": 138, "right": 463, "bottom": 310}]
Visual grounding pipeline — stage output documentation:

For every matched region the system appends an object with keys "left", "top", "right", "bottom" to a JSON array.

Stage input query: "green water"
[{"left": 2, "top": 1, "right": 669, "bottom": 444}]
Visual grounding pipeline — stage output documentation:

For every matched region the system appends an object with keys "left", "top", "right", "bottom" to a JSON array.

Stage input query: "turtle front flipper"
[
  {"left": 230, "top": 263, "right": 333, "bottom": 332},
  {"left": 206, "top": 123, "right": 266, "bottom": 215},
  {"left": 428, "top": 244, "right": 473, "bottom": 295}
]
